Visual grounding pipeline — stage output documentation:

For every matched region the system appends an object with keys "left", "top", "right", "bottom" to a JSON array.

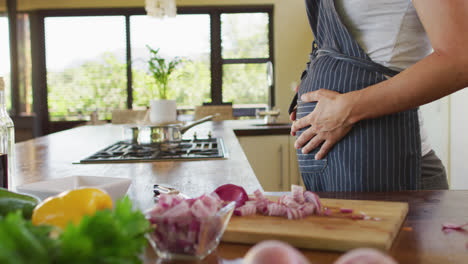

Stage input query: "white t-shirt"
[{"left": 335, "top": 0, "right": 432, "bottom": 156}]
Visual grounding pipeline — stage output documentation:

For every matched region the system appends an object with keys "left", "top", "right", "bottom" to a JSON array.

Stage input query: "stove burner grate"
[{"left": 79, "top": 138, "right": 226, "bottom": 163}]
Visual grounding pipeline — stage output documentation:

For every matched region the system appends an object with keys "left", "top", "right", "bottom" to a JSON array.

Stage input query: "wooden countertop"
[
  {"left": 15, "top": 121, "right": 468, "bottom": 264},
  {"left": 229, "top": 119, "right": 292, "bottom": 136}
]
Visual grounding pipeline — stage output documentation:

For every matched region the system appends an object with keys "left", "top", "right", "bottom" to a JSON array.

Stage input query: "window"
[
  {"left": 221, "top": 13, "right": 269, "bottom": 58},
  {"left": 130, "top": 14, "right": 211, "bottom": 109},
  {"left": 0, "top": 15, "right": 10, "bottom": 111},
  {"left": 45, "top": 16, "right": 127, "bottom": 121},
  {"left": 221, "top": 13, "right": 270, "bottom": 110},
  {"left": 34, "top": 6, "right": 273, "bottom": 125}
]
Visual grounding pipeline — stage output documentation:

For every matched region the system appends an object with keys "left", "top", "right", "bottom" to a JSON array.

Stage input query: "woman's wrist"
[{"left": 343, "top": 90, "right": 365, "bottom": 125}]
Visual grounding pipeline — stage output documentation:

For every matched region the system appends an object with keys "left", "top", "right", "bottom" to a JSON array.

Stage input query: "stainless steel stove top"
[{"left": 79, "top": 138, "right": 227, "bottom": 163}]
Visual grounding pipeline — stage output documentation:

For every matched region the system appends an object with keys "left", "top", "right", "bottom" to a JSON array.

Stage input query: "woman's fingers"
[
  {"left": 301, "top": 89, "right": 328, "bottom": 102},
  {"left": 291, "top": 90, "right": 329, "bottom": 134},
  {"left": 300, "top": 134, "right": 325, "bottom": 154},
  {"left": 294, "top": 126, "right": 317, "bottom": 149},
  {"left": 315, "top": 139, "right": 335, "bottom": 160},
  {"left": 314, "top": 126, "right": 353, "bottom": 160},
  {"left": 291, "top": 113, "right": 314, "bottom": 134}
]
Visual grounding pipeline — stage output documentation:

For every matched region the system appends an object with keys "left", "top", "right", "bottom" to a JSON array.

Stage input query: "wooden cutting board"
[{"left": 222, "top": 198, "right": 408, "bottom": 252}]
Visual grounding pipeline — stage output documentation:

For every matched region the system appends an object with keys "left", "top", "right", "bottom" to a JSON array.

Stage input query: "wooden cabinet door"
[{"left": 238, "top": 136, "right": 289, "bottom": 191}]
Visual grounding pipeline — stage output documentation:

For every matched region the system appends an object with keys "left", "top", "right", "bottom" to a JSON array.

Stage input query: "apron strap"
[{"left": 317, "top": 48, "right": 400, "bottom": 77}]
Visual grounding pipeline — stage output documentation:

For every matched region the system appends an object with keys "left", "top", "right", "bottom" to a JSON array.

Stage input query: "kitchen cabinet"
[{"left": 238, "top": 135, "right": 302, "bottom": 191}]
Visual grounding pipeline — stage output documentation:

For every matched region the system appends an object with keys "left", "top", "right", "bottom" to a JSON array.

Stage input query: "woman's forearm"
[{"left": 348, "top": 50, "right": 468, "bottom": 124}]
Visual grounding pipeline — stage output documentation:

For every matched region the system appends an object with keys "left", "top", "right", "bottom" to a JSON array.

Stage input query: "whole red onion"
[{"left": 213, "top": 184, "right": 249, "bottom": 208}]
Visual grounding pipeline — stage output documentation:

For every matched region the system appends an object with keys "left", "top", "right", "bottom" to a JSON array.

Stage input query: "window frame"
[{"left": 30, "top": 5, "right": 274, "bottom": 135}]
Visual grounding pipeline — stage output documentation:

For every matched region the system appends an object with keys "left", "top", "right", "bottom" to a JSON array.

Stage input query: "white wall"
[
  {"left": 420, "top": 98, "right": 450, "bottom": 176},
  {"left": 421, "top": 89, "right": 468, "bottom": 190}
]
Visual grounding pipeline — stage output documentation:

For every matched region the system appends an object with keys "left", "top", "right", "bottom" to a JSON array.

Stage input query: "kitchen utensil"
[
  {"left": 123, "top": 125, "right": 140, "bottom": 143},
  {"left": 222, "top": 197, "right": 408, "bottom": 252},
  {"left": 140, "top": 115, "right": 216, "bottom": 147},
  {"left": 153, "top": 184, "right": 190, "bottom": 199}
]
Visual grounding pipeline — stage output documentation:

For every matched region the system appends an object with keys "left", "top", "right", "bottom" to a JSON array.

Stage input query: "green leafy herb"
[
  {"left": 0, "top": 197, "right": 151, "bottom": 264},
  {"left": 0, "top": 211, "right": 58, "bottom": 264}
]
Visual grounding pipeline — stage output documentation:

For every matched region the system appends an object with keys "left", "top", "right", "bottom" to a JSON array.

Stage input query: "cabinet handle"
[{"left": 279, "top": 145, "right": 283, "bottom": 190}]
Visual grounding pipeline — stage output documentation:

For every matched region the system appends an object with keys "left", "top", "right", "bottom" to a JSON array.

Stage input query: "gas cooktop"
[{"left": 78, "top": 138, "right": 227, "bottom": 163}]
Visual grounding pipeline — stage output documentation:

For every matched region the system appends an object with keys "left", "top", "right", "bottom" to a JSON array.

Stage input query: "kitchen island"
[{"left": 14, "top": 121, "right": 468, "bottom": 264}]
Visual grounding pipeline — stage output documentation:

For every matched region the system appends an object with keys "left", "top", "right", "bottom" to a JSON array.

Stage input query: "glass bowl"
[{"left": 146, "top": 201, "right": 235, "bottom": 261}]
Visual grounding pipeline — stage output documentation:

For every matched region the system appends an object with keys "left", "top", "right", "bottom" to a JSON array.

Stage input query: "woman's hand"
[{"left": 290, "top": 89, "right": 359, "bottom": 160}]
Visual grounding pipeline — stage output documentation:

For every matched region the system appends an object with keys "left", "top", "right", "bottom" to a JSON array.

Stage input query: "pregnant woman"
[{"left": 290, "top": 0, "right": 468, "bottom": 191}]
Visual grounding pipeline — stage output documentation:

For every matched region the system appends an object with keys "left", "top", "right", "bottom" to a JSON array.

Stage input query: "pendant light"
[{"left": 145, "top": 0, "right": 177, "bottom": 19}]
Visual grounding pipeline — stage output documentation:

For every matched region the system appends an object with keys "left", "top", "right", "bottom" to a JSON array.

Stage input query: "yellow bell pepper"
[{"left": 32, "top": 187, "right": 113, "bottom": 229}]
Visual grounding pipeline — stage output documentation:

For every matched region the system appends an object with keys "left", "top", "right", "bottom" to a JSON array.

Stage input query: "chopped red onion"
[
  {"left": 287, "top": 208, "right": 304, "bottom": 220},
  {"left": 268, "top": 203, "right": 288, "bottom": 217},
  {"left": 190, "top": 199, "right": 214, "bottom": 219},
  {"left": 300, "top": 203, "right": 316, "bottom": 216},
  {"left": 349, "top": 214, "right": 365, "bottom": 220},
  {"left": 442, "top": 222, "right": 468, "bottom": 231},
  {"left": 161, "top": 200, "right": 191, "bottom": 218},
  {"left": 254, "top": 189, "right": 266, "bottom": 201},
  {"left": 234, "top": 203, "right": 257, "bottom": 216},
  {"left": 291, "top": 184, "right": 305, "bottom": 204},
  {"left": 147, "top": 193, "right": 229, "bottom": 256},
  {"left": 158, "top": 193, "right": 184, "bottom": 209},
  {"left": 255, "top": 198, "right": 270, "bottom": 215},
  {"left": 281, "top": 195, "right": 302, "bottom": 209},
  {"left": 304, "top": 191, "right": 322, "bottom": 214},
  {"left": 340, "top": 208, "right": 354, "bottom": 214}
]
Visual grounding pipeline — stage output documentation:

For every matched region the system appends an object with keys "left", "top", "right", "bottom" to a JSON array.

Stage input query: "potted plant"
[{"left": 146, "top": 45, "right": 182, "bottom": 124}]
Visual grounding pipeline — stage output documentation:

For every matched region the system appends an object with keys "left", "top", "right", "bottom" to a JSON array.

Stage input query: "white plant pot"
[{"left": 149, "top": 99, "right": 177, "bottom": 124}]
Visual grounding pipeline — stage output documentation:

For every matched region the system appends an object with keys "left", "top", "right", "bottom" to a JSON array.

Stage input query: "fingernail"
[{"left": 315, "top": 154, "right": 321, "bottom": 160}]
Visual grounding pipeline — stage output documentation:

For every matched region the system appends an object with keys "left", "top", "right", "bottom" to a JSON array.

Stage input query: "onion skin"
[
  {"left": 244, "top": 240, "right": 311, "bottom": 264},
  {"left": 213, "top": 184, "right": 249, "bottom": 208},
  {"left": 334, "top": 248, "right": 398, "bottom": 264}
]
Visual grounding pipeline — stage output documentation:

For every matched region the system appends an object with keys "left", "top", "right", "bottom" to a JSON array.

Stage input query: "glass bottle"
[{"left": 0, "top": 77, "right": 15, "bottom": 190}]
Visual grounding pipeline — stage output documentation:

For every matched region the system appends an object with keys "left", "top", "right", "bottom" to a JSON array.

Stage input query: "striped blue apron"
[{"left": 292, "top": 0, "right": 421, "bottom": 191}]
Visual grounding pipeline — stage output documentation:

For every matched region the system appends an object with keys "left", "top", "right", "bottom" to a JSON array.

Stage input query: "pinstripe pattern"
[{"left": 296, "top": 0, "right": 421, "bottom": 191}]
